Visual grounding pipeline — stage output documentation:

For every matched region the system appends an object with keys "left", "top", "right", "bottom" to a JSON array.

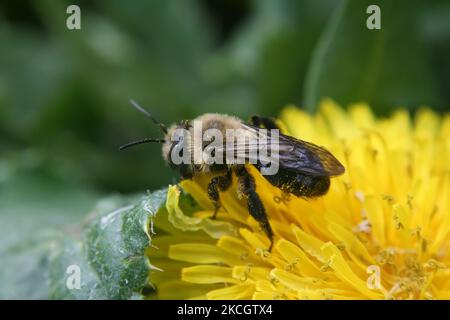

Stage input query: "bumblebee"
[{"left": 120, "top": 100, "right": 345, "bottom": 250}]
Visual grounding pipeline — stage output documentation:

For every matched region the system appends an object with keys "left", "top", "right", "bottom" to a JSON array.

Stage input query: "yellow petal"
[{"left": 182, "top": 265, "right": 238, "bottom": 284}]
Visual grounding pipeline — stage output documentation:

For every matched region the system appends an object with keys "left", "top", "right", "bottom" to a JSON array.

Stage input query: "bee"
[{"left": 120, "top": 100, "right": 345, "bottom": 250}]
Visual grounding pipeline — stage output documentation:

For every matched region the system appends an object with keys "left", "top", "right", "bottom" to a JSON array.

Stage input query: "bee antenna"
[
  {"left": 119, "top": 138, "right": 165, "bottom": 151},
  {"left": 129, "top": 99, "right": 168, "bottom": 135}
]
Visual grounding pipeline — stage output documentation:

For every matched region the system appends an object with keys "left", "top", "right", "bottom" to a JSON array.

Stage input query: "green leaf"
[
  {"left": 304, "top": 0, "right": 443, "bottom": 113},
  {"left": 0, "top": 159, "right": 167, "bottom": 299},
  {"left": 0, "top": 230, "right": 63, "bottom": 299},
  {"left": 0, "top": 161, "right": 98, "bottom": 299},
  {"left": 48, "top": 189, "right": 167, "bottom": 299}
]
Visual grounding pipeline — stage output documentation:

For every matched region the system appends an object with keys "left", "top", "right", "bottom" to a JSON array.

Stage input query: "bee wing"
[
  {"left": 242, "top": 124, "right": 345, "bottom": 176},
  {"left": 215, "top": 123, "right": 344, "bottom": 177},
  {"left": 213, "top": 124, "right": 266, "bottom": 162},
  {"left": 277, "top": 134, "right": 345, "bottom": 176}
]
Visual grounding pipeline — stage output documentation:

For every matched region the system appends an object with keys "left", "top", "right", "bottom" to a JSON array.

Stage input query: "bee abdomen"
[
  {"left": 262, "top": 168, "right": 330, "bottom": 197},
  {"left": 289, "top": 173, "right": 330, "bottom": 197}
]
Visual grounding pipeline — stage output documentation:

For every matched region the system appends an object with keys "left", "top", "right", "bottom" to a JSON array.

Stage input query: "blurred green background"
[{"left": 0, "top": 0, "right": 449, "bottom": 262}]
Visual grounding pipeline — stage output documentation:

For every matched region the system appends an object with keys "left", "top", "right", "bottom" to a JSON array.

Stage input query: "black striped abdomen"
[{"left": 260, "top": 167, "right": 330, "bottom": 197}]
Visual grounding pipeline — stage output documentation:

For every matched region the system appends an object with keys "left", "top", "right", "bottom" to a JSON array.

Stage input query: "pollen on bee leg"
[{"left": 236, "top": 180, "right": 247, "bottom": 200}]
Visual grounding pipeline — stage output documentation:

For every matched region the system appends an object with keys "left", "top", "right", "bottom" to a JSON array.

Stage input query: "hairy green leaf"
[
  {"left": 48, "top": 189, "right": 167, "bottom": 299},
  {"left": 0, "top": 163, "right": 167, "bottom": 299}
]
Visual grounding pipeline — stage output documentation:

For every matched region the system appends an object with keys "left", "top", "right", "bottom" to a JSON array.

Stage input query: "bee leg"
[
  {"left": 235, "top": 166, "right": 274, "bottom": 251},
  {"left": 207, "top": 170, "right": 232, "bottom": 219},
  {"left": 250, "top": 115, "right": 280, "bottom": 130}
]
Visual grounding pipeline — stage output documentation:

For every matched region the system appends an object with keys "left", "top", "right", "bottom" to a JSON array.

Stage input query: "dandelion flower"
[{"left": 147, "top": 99, "right": 450, "bottom": 300}]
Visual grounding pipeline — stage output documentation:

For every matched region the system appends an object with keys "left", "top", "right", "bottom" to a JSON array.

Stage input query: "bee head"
[
  {"left": 161, "top": 120, "right": 191, "bottom": 163},
  {"left": 160, "top": 120, "right": 196, "bottom": 179}
]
